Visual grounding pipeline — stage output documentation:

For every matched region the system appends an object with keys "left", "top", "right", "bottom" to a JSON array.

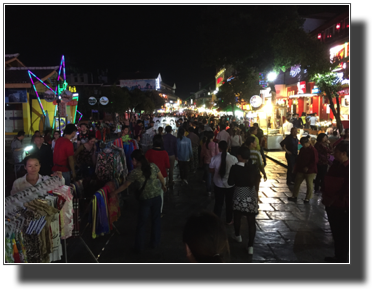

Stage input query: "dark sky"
[{"left": 5, "top": 4, "right": 348, "bottom": 100}]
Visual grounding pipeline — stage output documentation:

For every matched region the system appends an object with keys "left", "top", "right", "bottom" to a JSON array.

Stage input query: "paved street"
[{"left": 56, "top": 156, "right": 334, "bottom": 264}]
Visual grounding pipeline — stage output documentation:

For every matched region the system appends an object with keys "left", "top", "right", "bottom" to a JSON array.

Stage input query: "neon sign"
[
  {"left": 290, "top": 65, "right": 301, "bottom": 77},
  {"left": 297, "top": 81, "right": 306, "bottom": 94}
]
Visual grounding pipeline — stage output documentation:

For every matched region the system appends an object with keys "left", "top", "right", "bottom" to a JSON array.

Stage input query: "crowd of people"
[{"left": 8, "top": 111, "right": 349, "bottom": 263}]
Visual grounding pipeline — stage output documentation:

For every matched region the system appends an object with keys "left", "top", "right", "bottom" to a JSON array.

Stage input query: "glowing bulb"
[{"left": 267, "top": 72, "right": 277, "bottom": 82}]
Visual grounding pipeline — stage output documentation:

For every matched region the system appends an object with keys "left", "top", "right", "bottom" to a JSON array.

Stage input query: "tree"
[
  {"left": 216, "top": 68, "right": 260, "bottom": 116},
  {"left": 311, "top": 72, "right": 344, "bottom": 133}
]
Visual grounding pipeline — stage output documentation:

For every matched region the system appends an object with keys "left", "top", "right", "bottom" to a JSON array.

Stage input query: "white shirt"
[
  {"left": 230, "top": 135, "right": 242, "bottom": 147},
  {"left": 216, "top": 130, "right": 231, "bottom": 145},
  {"left": 283, "top": 121, "right": 294, "bottom": 134},
  {"left": 11, "top": 174, "right": 65, "bottom": 195},
  {"left": 209, "top": 152, "right": 238, "bottom": 188},
  {"left": 309, "top": 116, "right": 318, "bottom": 125}
]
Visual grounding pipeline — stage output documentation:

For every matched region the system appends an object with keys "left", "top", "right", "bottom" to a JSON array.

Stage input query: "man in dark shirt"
[
  {"left": 280, "top": 127, "right": 298, "bottom": 185},
  {"left": 291, "top": 114, "right": 304, "bottom": 129},
  {"left": 30, "top": 135, "right": 53, "bottom": 176},
  {"left": 134, "top": 120, "right": 144, "bottom": 139},
  {"left": 163, "top": 125, "right": 178, "bottom": 188}
]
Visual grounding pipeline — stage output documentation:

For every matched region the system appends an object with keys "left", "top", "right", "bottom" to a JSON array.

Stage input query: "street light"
[{"left": 267, "top": 72, "right": 277, "bottom": 82}]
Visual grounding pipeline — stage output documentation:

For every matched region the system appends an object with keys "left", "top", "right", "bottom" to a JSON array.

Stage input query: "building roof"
[
  {"left": 5, "top": 68, "right": 59, "bottom": 88},
  {"left": 118, "top": 71, "right": 161, "bottom": 80},
  {"left": 5, "top": 53, "right": 26, "bottom": 67}
]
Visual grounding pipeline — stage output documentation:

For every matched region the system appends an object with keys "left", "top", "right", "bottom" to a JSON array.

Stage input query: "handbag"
[{"left": 135, "top": 177, "right": 149, "bottom": 201}]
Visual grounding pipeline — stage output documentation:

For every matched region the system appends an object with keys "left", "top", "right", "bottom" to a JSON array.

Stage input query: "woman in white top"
[
  {"left": 51, "top": 130, "right": 61, "bottom": 152},
  {"left": 229, "top": 128, "right": 242, "bottom": 157},
  {"left": 11, "top": 156, "right": 64, "bottom": 195},
  {"left": 209, "top": 141, "right": 238, "bottom": 224}
]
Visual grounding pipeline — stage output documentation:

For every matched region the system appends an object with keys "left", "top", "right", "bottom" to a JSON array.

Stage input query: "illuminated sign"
[
  {"left": 61, "top": 90, "right": 73, "bottom": 103},
  {"left": 312, "top": 86, "right": 320, "bottom": 94},
  {"left": 88, "top": 97, "right": 97, "bottom": 105},
  {"left": 297, "top": 81, "right": 306, "bottom": 94},
  {"left": 250, "top": 95, "right": 263, "bottom": 108},
  {"left": 290, "top": 65, "right": 301, "bottom": 77},
  {"left": 99, "top": 96, "right": 109, "bottom": 105},
  {"left": 156, "top": 77, "right": 160, "bottom": 90},
  {"left": 44, "top": 90, "right": 56, "bottom": 102},
  {"left": 68, "top": 86, "right": 77, "bottom": 92},
  {"left": 330, "top": 43, "right": 349, "bottom": 61}
]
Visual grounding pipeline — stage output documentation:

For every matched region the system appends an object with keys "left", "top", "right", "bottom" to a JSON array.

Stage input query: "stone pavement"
[
  {"left": 56, "top": 158, "right": 334, "bottom": 264},
  {"left": 265, "top": 150, "right": 287, "bottom": 167}
]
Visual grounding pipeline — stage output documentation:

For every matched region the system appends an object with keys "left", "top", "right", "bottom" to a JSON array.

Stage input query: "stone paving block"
[
  {"left": 270, "top": 203, "right": 301, "bottom": 212},
  {"left": 266, "top": 211, "right": 303, "bottom": 220},
  {"left": 254, "top": 231, "right": 286, "bottom": 244},
  {"left": 252, "top": 244, "right": 277, "bottom": 261},
  {"left": 284, "top": 220, "right": 325, "bottom": 232},
  {"left": 266, "top": 192, "right": 288, "bottom": 198},
  {"left": 278, "top": 231, "right": 321, "bottom": 245},
  {"left": 273, "top": 183, "right": 290, "bottom": 187},
  {"left": 257, "top": 203, "right": 275, "bottom": 211},
  {"left": 268, "top": 243, "right": 299, "bottom": 262},
  {"left": 255, "top": 211, "right": 271, "bottom": 220},
  {"left": 257, "top": 220, "right": 291, "bottom": 232},
  {"left": 259, "top": 197, "right": 283, "bottom": 204},
  {"left": 271, "top": 187, "right": 291, "bottom": 192}
]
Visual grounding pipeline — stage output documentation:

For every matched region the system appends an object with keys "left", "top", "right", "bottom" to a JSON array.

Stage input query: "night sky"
[{"left": 5, "top": 4, "right": 348, "bottom": 100}]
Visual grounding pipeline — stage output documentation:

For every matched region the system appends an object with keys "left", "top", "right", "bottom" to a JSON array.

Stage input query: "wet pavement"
[
  {"left": 55, "top": 157, "right": 334, "bottom": 264},
  {"left": 4, "top": 142, "right": 334, "bottom": 263}
]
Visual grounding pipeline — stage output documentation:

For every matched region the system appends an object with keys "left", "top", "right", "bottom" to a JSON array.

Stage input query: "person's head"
[
  {"left": 333, "top": 131, "right": 338, "bottom": 137},
  {"left": 79, "top": 123, "right": 88, "bottom": 133},
  {"left": 153, "top": 134, "right": 163, "bottom": 148},
  {"left": 53, "top": 130, "right": 60, "bottom": 140},
  {"left": 317, "top": 133, "right": 328, "bottom": 143},
  {"left": 301, "top": 112, "right": 306, "bottom": 117},
  {"left": 220, "top": 124, "right": 226, "bottom": 131},
  {"left": 165, "top": 125, "right": 172, "bottom": 133},
  {"left": 237, "top": 146, "right": 250, "bottom": 163},
  {"left": 17, "top": 131, "right": 25, "bottom": 140},
  {"left": 87, "top": 136, "right": 97, "bottom": 146},
  {"left": 205, "top": 131, "right": 214, "bottom": 149},
  {"left": 34, "top": 130, "right": 40, "bottom": 136},
  {"left": 334, "top": 141, "right": 349, "bottom": 162},
  {"left": 290, "top": 127, "right": 298, "bottom": 137},
  {"left": 23, "top": 156, "right": 41, "bottom": 176},
  {"left": 130, "top": 149, "right": 151, "bottom": 179},
  {"left": 177, "top": 127, "right": 185, "bottom": 140},
  {"left": 202, "top": 119, "right": 208, "bottom": 125},
  {"left": 122, "top": 125, "right": 129, "bottom": 136},
  {"left": 183, "top": 211, "right": 229, "bottom": 263},
  {"left": 243, "top": 136, "right": 256, "bottom": 150},
  {"left": 63, "top": 124, "right": 78, "bottom": 139},
  {"left": 253, "top": 123, "right": 259, "bottom": 128},
  {"left": 188, "top": 126, "right": 195, "bottom": 133},
  {"left": 300, "top": 136, "right": 310, "bottom": 148},
  {"left": 310, "top": 137, "right": 316, "bottom": 146},
  {"left": 33, "top": 135, "right": 44, "bottom": 147},
  {"left": 294, "top": 113, "right": 299, "bottom": 118},
  {"left": 158, "top": 126, "right": 164, "bottom": 134},
  {"left": 249, "top": 126, "right": 257, "bottom": 135},
  {"left": 137, "top": 120, "right": 143, "bottom": 126}
]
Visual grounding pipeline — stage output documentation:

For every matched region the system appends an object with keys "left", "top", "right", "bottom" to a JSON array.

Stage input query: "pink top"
[{"left": 201, "top": 141, "right": 219, "bottom": 164}]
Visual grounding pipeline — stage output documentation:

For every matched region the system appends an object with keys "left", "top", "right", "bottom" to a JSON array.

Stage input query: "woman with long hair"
[
  {"left": 227, "top": 146, "right": 261, "bottom": 255},
  {"left": 176, "top": 127, "right": 193, "bottom": 184},
  {"left": 201, "top": 130, "right": 219, "bottom": 196},
  {"left": 209, "top": 141, "right": 238, "bottom": 224},
  {"left": 314, "top": 133, "right": 333, "bottom": 193},
  {"left": 112, "top": 149, "right": 167, "bottom": 253},
  {"left": 183, "top": 211, "right": 230, "bottom": 263}
]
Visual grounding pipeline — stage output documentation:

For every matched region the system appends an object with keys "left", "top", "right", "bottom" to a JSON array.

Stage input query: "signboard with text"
[{"left": 120, "top": 79, "right": 156, "bottom": 91}]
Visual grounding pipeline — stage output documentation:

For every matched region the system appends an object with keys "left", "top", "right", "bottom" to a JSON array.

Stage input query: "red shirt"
[
  {"left": 52, "top": 137, "right": 74, "bottom": 172},
  {"left": 294, "top": 146, "right": 318, "bottom": 174},
  {"left": 95, "top": 130, "right": 102, "bottom": 140},
  {"left": 145, "top": 149, "right": 170, "bottom": 177}
]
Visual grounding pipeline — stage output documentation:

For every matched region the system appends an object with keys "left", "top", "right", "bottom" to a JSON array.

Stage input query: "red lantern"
[
  {"left": 318, "top": 33, "right": 322, "bottom": 39},
  {"left": 336, "top": 23, "right": 341, "bottom": 29}
]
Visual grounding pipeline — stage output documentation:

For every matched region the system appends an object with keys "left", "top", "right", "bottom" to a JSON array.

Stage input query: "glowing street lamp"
[{"left": 267, "top": 72, "right": 277, "bottom": 82}]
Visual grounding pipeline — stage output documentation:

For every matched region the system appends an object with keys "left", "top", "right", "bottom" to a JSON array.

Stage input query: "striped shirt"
[{"left": 250, "top": 149, "right": 264, "bottom": 172}]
